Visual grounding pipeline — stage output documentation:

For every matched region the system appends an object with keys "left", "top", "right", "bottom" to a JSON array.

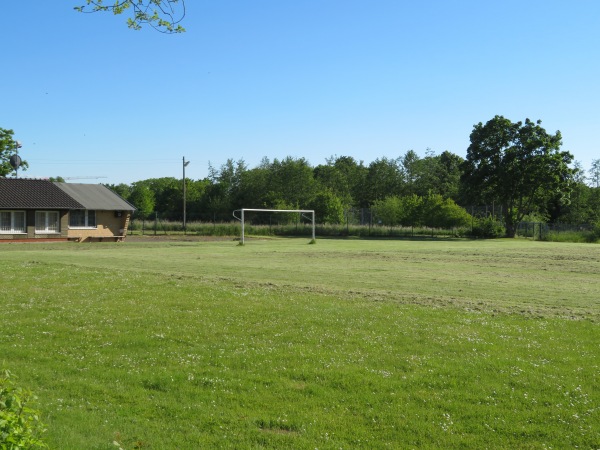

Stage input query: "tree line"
[
  {"left": 109, "top": 151, "right": 470, "bottom": 224},
  {"left": 105, "top": 117, "right": 600, "bottom": 237},
  {"left": 2, "top": 117, "right": 599, "bottom": 237}
]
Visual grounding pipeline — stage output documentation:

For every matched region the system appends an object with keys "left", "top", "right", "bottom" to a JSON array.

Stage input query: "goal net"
[{"left": 232, "top": 208, "right": 316, "bottom": 244}]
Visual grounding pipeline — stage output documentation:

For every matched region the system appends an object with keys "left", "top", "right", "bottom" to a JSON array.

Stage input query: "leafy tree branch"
[{"left": 75, "top": 0, "right": 186, "bottom": 33}]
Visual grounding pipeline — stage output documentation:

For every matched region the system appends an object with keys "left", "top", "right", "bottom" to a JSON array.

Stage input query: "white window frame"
[
  {"left": 69, "top": 210, "right": 97, "bottom": 229},
  {"left": 35, "top": 211, "right": 60, "bottom": 234},
  {"left": 0, "top": 210, "right": 27, "bottom": 234}
]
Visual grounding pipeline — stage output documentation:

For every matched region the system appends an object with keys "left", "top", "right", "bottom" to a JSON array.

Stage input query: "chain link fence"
[{"left": 128, "top": 207, "right": 597, "bottom": 241}]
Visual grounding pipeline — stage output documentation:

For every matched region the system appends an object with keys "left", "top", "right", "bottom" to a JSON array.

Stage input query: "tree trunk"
[
  {"left": 504, "top": 206, "right": 517, "bottom": 238},
  {"left": 505, "top": 223, "right": 517, "bottom": 238}
]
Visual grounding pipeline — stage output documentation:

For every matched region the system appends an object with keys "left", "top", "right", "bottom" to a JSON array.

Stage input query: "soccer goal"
[{"left": 232, "top": 208, "right": 316, "bottom": 244}]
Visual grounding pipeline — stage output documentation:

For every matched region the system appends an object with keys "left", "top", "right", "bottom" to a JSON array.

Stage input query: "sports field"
[{"left": 1, "top": 238, "right": 599, "bottom": 448}]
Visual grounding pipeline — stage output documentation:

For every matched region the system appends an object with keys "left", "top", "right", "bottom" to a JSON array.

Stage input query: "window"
[
  {"left": 69, "top": 210, "right": 97, "bottom": 228},
  {"left": 35, "top": 211, "right": 60, "bottom": 233},
  {"left": 0, "top": 211, "right": 26, "bottom": 233}
]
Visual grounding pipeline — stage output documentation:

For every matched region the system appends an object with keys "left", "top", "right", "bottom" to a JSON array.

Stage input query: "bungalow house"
[{"left": 0, "top": 178, "right": 135, "bottom": 242}]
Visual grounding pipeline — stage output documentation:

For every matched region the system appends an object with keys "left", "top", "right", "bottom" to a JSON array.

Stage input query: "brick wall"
[{"left": 67, "top": 211, "right": 132, "bottom": 241}]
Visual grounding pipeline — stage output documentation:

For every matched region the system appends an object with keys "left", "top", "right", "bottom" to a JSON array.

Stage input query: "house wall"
[
  {"left": 67, "top": 211, "right": 132, "bottom": 241},
  {"left": 1, "top": 210, "right": 132, "bottom": 242},
  {"left": 0, "top": 210, "right": 68, "bottom": 240}
]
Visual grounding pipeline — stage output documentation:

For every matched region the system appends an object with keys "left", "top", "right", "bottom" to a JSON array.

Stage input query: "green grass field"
[{"left": 1, "top": 237, "right": 599, "bottom": 449}]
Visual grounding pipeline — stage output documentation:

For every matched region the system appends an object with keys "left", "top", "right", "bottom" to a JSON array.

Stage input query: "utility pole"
[{"left": 183, "top": 156, "right": 190, "bottom": 233}]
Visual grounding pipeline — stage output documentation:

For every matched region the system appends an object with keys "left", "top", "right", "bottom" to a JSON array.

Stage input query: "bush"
[
  {"left": 471, "top": 216, "right": 504, "bottom": 238},
  {"left": 592, "top": 222, "right": 600, "bottom": 242},
  {"left": 0, "top": 370, "right": 47, "bottom": 449}
]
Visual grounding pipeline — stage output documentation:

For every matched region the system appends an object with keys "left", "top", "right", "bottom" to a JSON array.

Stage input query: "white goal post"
[{"left": 232, "top": 208, "right": 316, "bottom": 244}]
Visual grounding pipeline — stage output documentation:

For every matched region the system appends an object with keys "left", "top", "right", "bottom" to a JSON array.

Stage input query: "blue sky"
[{"left": 2, "top": 1, "right": 599, "bottom": 185}]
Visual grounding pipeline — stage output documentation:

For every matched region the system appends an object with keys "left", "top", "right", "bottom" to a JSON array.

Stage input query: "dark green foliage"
[
  {"left": 129, "top": 182, "right": 155, "bottom": 219},
  {"left": 364, "top": 157, "right": 404, "bottom": 203},
  {"left": 461, "top": 116, "right": 574, "bottom": 237},
  {"left": 551, "top": 182, "right": 600, "bottom": 224},
  {"left": 372, "top": 196, "right": 403, "bottom": 227},
  {"left": 267, "top": 157, "right": 317, "bottom": 208},
  {"left": 105, "top": 183, "right": 132, "bottom": 201},
  {"left": 470, "top": 216, "right": 505, "bottom": 238},
  {"left": 402, "top": 150, "right": 464, "bottom": 200},
  {"left": 309, "top": 190, "right": 345, "bottom": 224},
  {"left": 133, "top": 177, "right": 185, "bottom": 220},
  {"left": 91, "top": 122, "right": 599, "bottom": 236},
  {"left": 589, "top": 159, "right": 600, "bottom": 188},
  {"left": 314, "top": 156, "right": 367, "bottom": 209},
  {"left": 235, "top": 164, "right": 271, "bottom": 209},
  {"left": 372, "top": 194, "right": 471, "bottom": 229}
]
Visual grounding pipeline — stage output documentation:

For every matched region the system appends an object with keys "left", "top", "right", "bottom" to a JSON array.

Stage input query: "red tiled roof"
[{"left": 0, "top": 178, "right": 84, "bottom": 209}]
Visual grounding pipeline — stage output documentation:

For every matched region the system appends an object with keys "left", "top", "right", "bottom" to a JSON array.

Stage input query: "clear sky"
[{"left": 2, "top": 1, "right": 599, "bottom": 185}]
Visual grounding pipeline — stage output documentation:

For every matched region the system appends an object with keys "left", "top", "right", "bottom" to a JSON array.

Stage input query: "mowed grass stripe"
[
  {"left": 1, "top": 239, "right": 599, "bottom": 448},
  {"left": 2, "top": 238, "right": 599, "bottom": 318}
]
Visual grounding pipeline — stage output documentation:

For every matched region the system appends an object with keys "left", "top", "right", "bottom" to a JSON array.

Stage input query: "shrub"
[
  {"left": 592, "top": 222, "right": 600, "bottom": 243},
  {"left": 309, "top": 190, "right": 345, "bottom": 224},
  {"left": 471, "top": 216, "right": 504, "bottom": 238},
  {"left": 0, "top": 370, "right": 47, "bottom": 449}
]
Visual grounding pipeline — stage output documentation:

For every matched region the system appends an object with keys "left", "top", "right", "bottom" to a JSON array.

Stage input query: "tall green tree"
[
  {"left": 461, "top": 116, "right": 574, "bottom": 237},
  {"left": 401, "top": 150, "right": 421, "bottom": 195},
  {"left": 400, "top": 150, "right": 464, "bottom": 200},
  {"left": 309, "top": 189, "right": 345, "bottom": 224},
  {"left": 364, "top": 157, "right": 404, "bottom": 205},
  {"left": 236, "top": 162, "right": 271, "bottom": 209},
  {"left": 550, "top": 163, "right": 600, "bottom": 224},
  {"left": 204, "top": 159, "right": 247, "bottom": 213},
  {"left": 331, "top": 155, "right": 368, "bottom": 208},
  {"left": 398, "top": 194, "right": 424, "bottom": 227},
  {"left": 588, "top": 187, "right": 600, "bottom": 223},
  {"left": 129, "top": 183, "right": 155, "bottom": 219},
  {"left": 371, "top": 196, "right": 402, "bottom": 227},
  {"left": 105, "top": 183, "right": 132, "bottom": 200},
  {"left": 0, "top": 128, "right": 28, "bottom": 177},
  {"left": 314, "top": 155, "right": 367, "bottom": 209},
  {"left": 136, "top": 177, "right": 181, "bottom": 219},
  {"left": 266, "top": 157, "right": 317, "bottom": 208},
  {"left": 434, "top": 151, "right": 464, "bottom": 201},
  {"left": 185, "top": 178, "right": 210, "bottom": 221},
  {"left": 589, "top": 159, "right": 600, "bottom": 188}
]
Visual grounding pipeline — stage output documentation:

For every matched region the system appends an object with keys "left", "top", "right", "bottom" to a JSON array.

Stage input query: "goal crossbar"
[{"left": 232, "top": 208, "right": 315, "bottom": 244}]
